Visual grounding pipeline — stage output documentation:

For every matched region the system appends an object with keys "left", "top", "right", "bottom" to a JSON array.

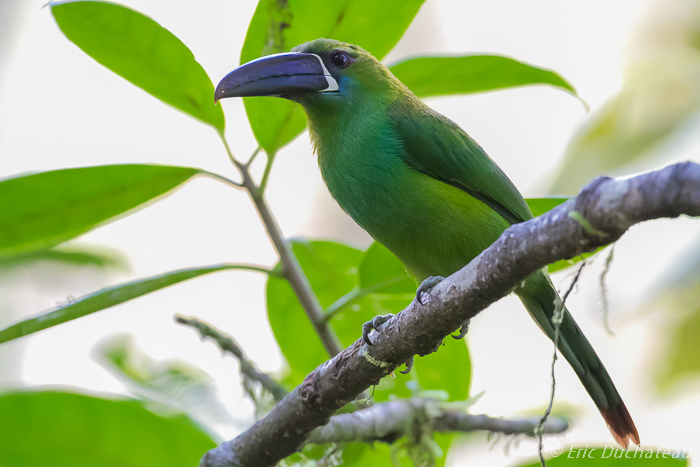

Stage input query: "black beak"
[{"left": 215, "top": 52, "right": 339, "bottom": 101}]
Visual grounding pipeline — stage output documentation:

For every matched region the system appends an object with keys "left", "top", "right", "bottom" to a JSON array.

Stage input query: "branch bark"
[
  {"left": 200, "top": 162, "right": 700, "bottom": 467},
  {"left": 307, "top": 398, "right": 568, "bottom": 445}
]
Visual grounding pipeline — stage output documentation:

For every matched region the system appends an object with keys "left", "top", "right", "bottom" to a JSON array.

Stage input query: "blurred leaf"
[
  {"left": 524, "top": 197, "right": 606, "bottom": 273},
  {"left": 0, "top": 390, "right": 216, "bottom": 467},
  {"left": 267, "top": 240, "right": 363, "bottom": 384},
  {"left": 240, "top": 0, "right": 424, "bottom": 154},
  {"left": 517, "top": 447, "right": 688, "bottom": 466},
  {"left": 0, "top": 244, "right": 128, "bottom": 271},
  {"left": 0, "top": 165, "right": 201, "bottom": 260},
  {"left": 525, "top": 196, "right": 571, "bottom": 218},
  {"left": 344, "top": 432, "right": 455, "bottom": 467},
  {"left": 51, "top": 0, "right": 224, "bottom": 130},
  {"left": 550, "top": 43, "right": 700, "bottom": 195},
  {"left": 95, "top": 335, "right": 235, "bottom": 427},
  {"left": 433, "top": 433, "right": 456, "bottom": 467},
  {"left": 655, "top": 306, "right": 700, "bottom": 393},
  {"left": 346, "top": 441, "right": 406, "bottom": 466},
  {"left": 389, "top": 55, "right": 577, "bottom": 99},
  {"left": 547, "top": 249, "right": 602, "bottom": 274},
  {"left": 646, "top": 236, "right": 700, "bottom": 393},
  {"left": 413, "top": 339, "right": 470, "bottom": 400},
  {"left": 358, "top": 242, "right": 416, "bottom": 294},
  {"left": 98, "top": 334, "right": 210, "bottom": 393},
  {"left": 0, "top": 263, "right": 271, "bottom": 344},
  {"left": 645, "top": 236, "right": 700, "bottom": 394}
]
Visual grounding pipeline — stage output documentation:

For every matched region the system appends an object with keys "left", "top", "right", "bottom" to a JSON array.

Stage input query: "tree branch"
[
  {"left": 200, "top": 162, "right": 700, "bottom": 467},
  {"left": 307, "top": 398, "right": 568, "bottom": 445},
  {"left": 174, "top": 314, "right": 288, "bottom": 402},
  {"left": 217, "top": 132, "right": 343, "bottom": 357}
]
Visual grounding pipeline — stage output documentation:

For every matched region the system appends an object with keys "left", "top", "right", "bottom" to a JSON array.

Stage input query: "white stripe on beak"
[{"left": 313, "top": 54, "right": 339, "bottom": 92}]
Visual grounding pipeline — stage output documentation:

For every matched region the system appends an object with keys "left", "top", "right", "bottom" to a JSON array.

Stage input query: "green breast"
[{"left": 312, "top": 115, "right": 510, "bottom": 281}]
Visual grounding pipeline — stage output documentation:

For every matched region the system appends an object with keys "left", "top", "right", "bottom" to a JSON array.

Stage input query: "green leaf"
[
  {"left": 646, "top": 238, "right": 700, "bottom": 395},
  {"left": 517, "top": 446, "right": 688, "bottom": 466},
  {"left": 0, "top": 244, "right": 128, "bottom": 270},
  {"left": 0, "top": 263, "right": 272, "bottom": 344},
  {"left": 525, "top": 196, "right": 571, "bottom": 218},
  {"left": 433, "top": 433, "right": 457, "bottom": 467},
  {"left": 413, "top": 339, "right": 470, "bottom": 400},
  {"left": 51, "top": 1, "right": 224, "bottom": 131},
  {"left": 95, "top": 335, "right": 234, "bottom": 426},
  {"left": 524, "top": 197, "right": 606, "bottom": 273},
  {"left": 266, "top": 240, "right": 363, "bottom": 384},
  {"left": 389, "top": 55, "right": 577, "bottom": 99},
  {"left": 0, "top": 164, "right": 201, "bottom": 260},
  {"left": 0, "top": 390, "right": 216, "bottom": 467},
  {"left": 240, "top": 0, "right": 425, "bottom": 154},
  {"left": 655, "top": 299, "right": 700, "bottom": 394},
  {"left": 358, "top": 242, "right": 416, "bottom": 294}
]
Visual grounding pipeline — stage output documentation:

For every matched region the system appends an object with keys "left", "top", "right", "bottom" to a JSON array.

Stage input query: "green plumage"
[
  {"left": 293, "top": 39, "right": 638, "bottom": 446},
  {"left": 216, "top": 37, "right": 639, "bottom": 447}
]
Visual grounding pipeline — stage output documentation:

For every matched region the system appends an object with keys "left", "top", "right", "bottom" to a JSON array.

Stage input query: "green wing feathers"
[{"left": 389, "top": 96, "right": 533, "bottom": 225}]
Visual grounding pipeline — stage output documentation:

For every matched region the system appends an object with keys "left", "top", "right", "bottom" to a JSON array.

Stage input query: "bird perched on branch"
[{"left": 215, "top": 38, "right": 639, "bottom": 447}]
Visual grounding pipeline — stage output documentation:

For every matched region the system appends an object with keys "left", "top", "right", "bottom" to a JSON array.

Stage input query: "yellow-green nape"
[{"left": 292, "top": 38, "right": 368, "bottom": 56}]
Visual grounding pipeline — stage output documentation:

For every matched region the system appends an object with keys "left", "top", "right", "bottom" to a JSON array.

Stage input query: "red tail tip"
[{"left": 601, "top": 401, "right": 640, "bottom": 449}]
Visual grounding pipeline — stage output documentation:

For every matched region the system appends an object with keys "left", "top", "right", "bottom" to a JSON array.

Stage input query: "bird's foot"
[
  {"left": 400, "top": 356, "right": 414, "bottom": 374},
  {"left": 452, "top": 318, "right": 470, "bottom": 340},
  {"left": 416, "top": 276, "right": 446, "bottom": 305},
  {"left": 362, "top": 313, "right": 395, "bottom": 346}
]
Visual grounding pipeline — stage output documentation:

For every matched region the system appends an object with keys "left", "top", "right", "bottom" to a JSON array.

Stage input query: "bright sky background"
[{"left": 1, "top": 0, "right": 699, "bottom": 465}]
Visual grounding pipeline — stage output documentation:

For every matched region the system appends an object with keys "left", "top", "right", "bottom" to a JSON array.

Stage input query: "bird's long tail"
[{"left": 516, "top": 270, "right": 640, "bottom": 448}]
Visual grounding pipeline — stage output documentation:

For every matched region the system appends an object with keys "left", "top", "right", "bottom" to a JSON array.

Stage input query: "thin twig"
[
  {"left": 175, "top": 314, "right": 288, "bottom": 402},
  {"left": 217, "top": 131, "right": 342, "bottom": 357},
  {"left": 536, "top": 262, "right": 586, "bottom": 467},
  {"left": 600, "top": 245, "right": 616, "bottom": 336},
  {"left": 244, "top": 146, "right": 263, "bottom": 168}
]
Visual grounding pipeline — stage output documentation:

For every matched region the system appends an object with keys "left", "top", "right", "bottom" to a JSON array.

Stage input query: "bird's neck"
[{"left": 302, "top": 93, "right": 408, "bottom": 237}]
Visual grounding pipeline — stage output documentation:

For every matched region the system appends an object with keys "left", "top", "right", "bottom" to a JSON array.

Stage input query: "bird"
[{"left": 215, "top": 38, "right": 640, "bottom": 448}]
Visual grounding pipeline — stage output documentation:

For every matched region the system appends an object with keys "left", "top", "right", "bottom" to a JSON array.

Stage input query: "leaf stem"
[
  {"left": 323, "top": 287, "right": 365, "bottom": 323},
  {"left": 202, "top": 170, "right": 244, "bottom": 189},
  {"left": 259, "top": 151, "right": 277, "bottom": 195},
  {"left": 244, "top": 146, "right": 263, "bottom": 168},
  {"left": 218, "top": 131, "right": 342, "bottom": 357}
]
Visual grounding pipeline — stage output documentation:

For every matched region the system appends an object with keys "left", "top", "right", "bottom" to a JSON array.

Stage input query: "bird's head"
[{"left": 215, "top": 38, "right": 400, "bottom": 111}]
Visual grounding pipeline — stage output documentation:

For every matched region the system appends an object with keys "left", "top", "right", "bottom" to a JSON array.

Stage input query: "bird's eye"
[{"left": 330, "top": 51, "right": 350, "bottom": 68}]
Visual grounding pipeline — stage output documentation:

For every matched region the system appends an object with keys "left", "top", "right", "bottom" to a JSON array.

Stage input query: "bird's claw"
[
  {"left": 400, "top": 356, "right": 415, "bottom": 374},
  {"left": 451, "top": 318, "right": 470, "bottom": 340},
  {"left": 416, "top": 276, "right": 446, "bottom": 305},
  {"left": 362, "top": 313, "right": 395, "bottom": 346}
]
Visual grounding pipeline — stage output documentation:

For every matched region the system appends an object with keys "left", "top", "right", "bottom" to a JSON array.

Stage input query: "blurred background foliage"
[
  {"left": 0, "top": 0, "right": 698, "bottom": 466},
  {"left": 550, "top": 0, "right": 700, "bottom": 194}
]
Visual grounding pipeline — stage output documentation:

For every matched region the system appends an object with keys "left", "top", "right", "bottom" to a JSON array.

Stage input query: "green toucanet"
[{"left": 215, "top": 38, "right": 639, "bottom": 447}]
